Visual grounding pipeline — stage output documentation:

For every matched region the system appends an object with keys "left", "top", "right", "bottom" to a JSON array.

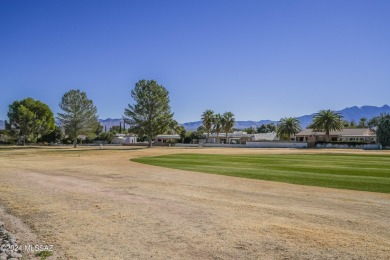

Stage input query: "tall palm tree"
[
  {"left": 201, "top": 109, "right": 214, "bottom": 143},
  {"left": 311, "top": 109, "right": 343, "bottom": 142},
  {"left": 213, "top": 113, "right": 222, "bottom": 144},
  {"left": 277, "top": 117, "right": 302, "bottom": 140},
  {"left": 222, "top": 112, "right": 235, "bottom": 144}
]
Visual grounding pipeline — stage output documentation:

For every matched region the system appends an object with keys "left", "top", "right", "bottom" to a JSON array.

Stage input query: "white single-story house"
[
  {"left": 203, "top": 131, "right": 278, "bottom": 144},
  {"left": 203, "top": 132, "right": 251, "bottom": 144},
  {"left": 293, "top": 128, "right": 377, "bottom": 143},
  {"left": 111, "top": 134, "right": 138, "bottom": 144},
  {"left": 77, "top": 135, "right": 87, "bottom": 141},
  {"left": 155, "top": 134, "right": 181, "bottom": 144}
]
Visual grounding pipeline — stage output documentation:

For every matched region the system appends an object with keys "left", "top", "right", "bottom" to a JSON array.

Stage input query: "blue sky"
[{"left": 1, "top": 1, "right": 389, "bottom": 123}]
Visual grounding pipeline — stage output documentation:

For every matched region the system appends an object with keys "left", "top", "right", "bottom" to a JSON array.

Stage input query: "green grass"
[
  {"left": 131, "top": 153, "right": 390, "bottom": 193},
  {"left": 35, "top": 250, "right": 53, "bottom": 260}
]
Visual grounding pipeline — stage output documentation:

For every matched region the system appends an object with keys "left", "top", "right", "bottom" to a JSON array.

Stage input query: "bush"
[{"left": 167, "top": 139, "right": 176, "bottom": 146}]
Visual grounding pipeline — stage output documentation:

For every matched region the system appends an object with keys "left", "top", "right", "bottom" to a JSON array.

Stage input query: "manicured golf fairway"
[{"left": 132, "top": 153, "right": 390, "bottom": 193}]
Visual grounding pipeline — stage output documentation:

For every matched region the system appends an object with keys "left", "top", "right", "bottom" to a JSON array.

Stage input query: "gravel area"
[{"left": 0, "top": 221, "right": 23, "bottom": 260}]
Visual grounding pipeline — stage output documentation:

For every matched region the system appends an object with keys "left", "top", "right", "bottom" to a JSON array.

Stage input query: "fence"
[{"left": 246, "top": 141, "right": 308, "bottom": 148}]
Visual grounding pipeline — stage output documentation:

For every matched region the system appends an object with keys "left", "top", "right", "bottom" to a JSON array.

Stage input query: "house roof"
[
  {"left": 252, "top": 132, "right": 278, "bottom": 141},
  {"left": 204, "top": 132, "right": 253, "bottom": 138},
  {"left": 113, "top": 134, "right": 137, "bottom": 138},
  {"left": 295, "top": 128, "right": 375, "bottom": 136},
  {"left": 156, "top": 134, "right": 181, "bottom": 139}
]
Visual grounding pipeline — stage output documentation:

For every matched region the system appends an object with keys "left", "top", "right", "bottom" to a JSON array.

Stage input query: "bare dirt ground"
[{"left": 0, "top": 146, "right": 389, "bottom": 259}]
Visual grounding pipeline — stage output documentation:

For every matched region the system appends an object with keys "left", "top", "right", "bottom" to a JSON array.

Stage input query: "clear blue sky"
[{"left": 1, "top": 1, "right": 389, "bottom": 123}]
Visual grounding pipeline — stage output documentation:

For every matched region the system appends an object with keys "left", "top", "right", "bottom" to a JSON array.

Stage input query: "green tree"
[
  {"left": 196, "top": 125, "right": 206, "bottom": 133},
  {"left": 342, "top": 120, "right": 351, "bottom": 128},
  {"left": 110, "top": 125, "right": 121, "bottom": 134},
  {"left": 186, "top": 126, "right": 206, "bottom": 144},
  {"left": 368, "top": 117, "right": 379, "bottom": 132},
  {"left": 377, "top": 114, "right": 390, "bottom": 147},
  {"left": 124, "top": 80, "right": 174, "bottom": 147},
  {"left": 39, "top": 125, "right": 63, "bottom": 144},
  {"left": 276, "top": 117, "right": 301, "bottom": 140},
  {"left": 221, "top": 112, "right": 235, "bottom": 144},
  {"left": 311, "top": 109, "right": 344, "bottom": 142},
  {"left": 358, "top": 117, "right": 367, "bottom": 128},
  {"left": 0, "top": 129, "right": 12, "bottom": 144},
  {"left": 257, "top": 123, "right": 276, "bottom": 133},
  {"left": 6, "top": 98, "right": 55, "bottom": 145},
  {"left": 176, "top": 125, "right": 187, "bottom": 144},
  {"left": 57, "top": 89, "right": 99, "bottom": 148},
  {"left": 367, "top": 115, "right": 390, "bottom": 133},
  {"left": 213, "top": 113, "right": 223, "bottom": 143},
  {"left": 201, "top": 109, "right": 214, "bottom": 143},
  {"left": 95, "top": 123, "right": 103, "bottom": 136},
  {"left": 188, "top": 130, "right": 203, "bottom": 144},
  {"left": 165, "top": 119, "right": 179, "bottom": 135},
  {"left": 97, "top": 132, "right": 114, "bottom": 144},
  {"left": 244, "top": 127, "right": 257, "bottom": 134}
]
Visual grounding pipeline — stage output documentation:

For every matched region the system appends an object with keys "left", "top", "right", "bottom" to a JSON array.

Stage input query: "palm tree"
[
  {"left": 201, "top": 109, "right": 214, "bottom": 143},
  {"left": 311, "top": 109, "right": 344, "bottom": 142},
  {"left": 277, "top": 117, "right": 302, "bottom": 140},
  {"left": 213, "top": 113, "right": 222, "bottom": 143},
  {"left": 222, "top": 112, "right": 235, "bottom": 144},
  {"left": 358, "top": 117, "right": 367, "bottom": 128}
]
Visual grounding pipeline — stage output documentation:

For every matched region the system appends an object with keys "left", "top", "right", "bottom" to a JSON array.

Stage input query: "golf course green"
[{"left": 132, "top": 153, "right": 390, "bottom": 193}]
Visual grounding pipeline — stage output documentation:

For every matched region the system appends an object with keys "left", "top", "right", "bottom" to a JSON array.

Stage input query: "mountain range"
[
  {"left": 180, "top": 105, "right": 390, "bottom": 131},
  {"left": 0, "top": 105, "right": 389, "bottom": 131}
]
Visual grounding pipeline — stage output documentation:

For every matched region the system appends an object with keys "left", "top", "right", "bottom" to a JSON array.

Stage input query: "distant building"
[
  {"left": 203, "top": 131, "right": 278, "bottom": 144},
  {"left": 294, "top": 128, "right": 377, "bottom": 143},
  {"left": 155, "top": 134, "right": 181, "bottom": 144},
  {"left": 111, "top": 134, "right": 137, "bottom": 144},
  {"left": 252, "top": 132, "right": 278, "bottom": 141},
  {"left": 77, "top": 135, "right": 87, "bottom": 141}
]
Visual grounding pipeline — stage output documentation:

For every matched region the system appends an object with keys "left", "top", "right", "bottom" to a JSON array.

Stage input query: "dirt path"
[{"left": 0, "top": 147, "right": 389, "bottom": 259}]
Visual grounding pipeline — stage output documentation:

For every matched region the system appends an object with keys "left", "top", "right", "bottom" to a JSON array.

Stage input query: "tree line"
[
  {"left": 200, "top": 109, "right": 390, "bottom": 146},
  {"left": 3, "top": 90, "right": 100, "bottom": 147},
  {"left": 2, "top": 79, "right": 390, "bottom": 147},
  {"left": 2, "top": 80, "right": 176, "bottom": 147}
]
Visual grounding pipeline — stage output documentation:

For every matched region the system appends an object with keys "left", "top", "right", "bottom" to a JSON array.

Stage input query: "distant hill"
[
  {"left": 1, "top": 105, "right": 390, "bottom": 131},
  {"left": 181, "top": 105, "right": 390, "bottom": 131},
  {"left": 181, "top": 120, "right": 278, "bottom": 131},
  {"left": 99, "top": 118, "right": 124, "bottom": 131},
  {"left": 296, "top": 105, "right": 390, "bottom": 129}
]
